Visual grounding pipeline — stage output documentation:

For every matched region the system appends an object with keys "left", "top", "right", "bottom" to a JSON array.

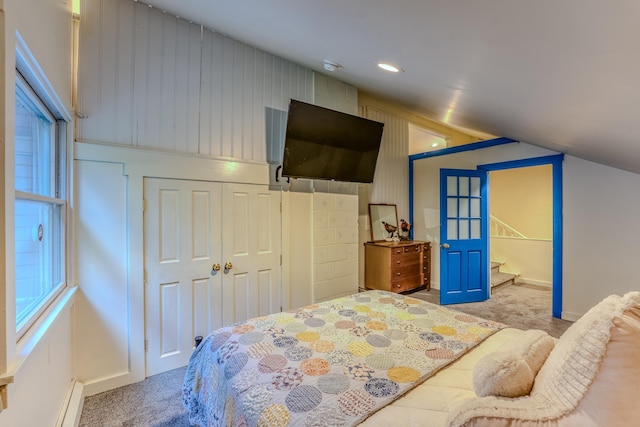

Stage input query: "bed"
[{"left": 183, "top": 289, "right": 640, "bottom": 427}]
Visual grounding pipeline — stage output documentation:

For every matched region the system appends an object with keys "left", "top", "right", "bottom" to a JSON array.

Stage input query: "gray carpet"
[
  {"left": 79, "top": 366, "right": 190, "bottom": 427},
  {"left": 79, "top": 283, "right": 573, "bottom": 426},
  {"left": 411, "top": 283, "right": 573, "bottom": 338}
]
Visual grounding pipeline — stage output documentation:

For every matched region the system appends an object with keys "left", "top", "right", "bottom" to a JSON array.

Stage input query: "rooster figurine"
[
  {"left": 381, "top": 221, "right": 398, "bottom": 238},
  {"left": 400, "top": 219, "right": 412, "bottom": 240}
]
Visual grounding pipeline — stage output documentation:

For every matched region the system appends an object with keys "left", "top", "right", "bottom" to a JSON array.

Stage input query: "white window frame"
[{"left": 14, "top": 65, "right": 69, "bottom": 338}]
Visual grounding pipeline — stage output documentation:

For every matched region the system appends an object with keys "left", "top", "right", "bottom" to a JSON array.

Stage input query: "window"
[
  {"left": 15, "top": 72, "right": 66, "bottom": 334},
  {"left": 408, "top": 123, "right": 448, "bottom": 154}
]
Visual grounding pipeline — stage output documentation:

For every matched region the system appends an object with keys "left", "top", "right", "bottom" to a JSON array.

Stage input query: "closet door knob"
[{"left": 224, "top": 262, "right": 233, "bottom": 274}]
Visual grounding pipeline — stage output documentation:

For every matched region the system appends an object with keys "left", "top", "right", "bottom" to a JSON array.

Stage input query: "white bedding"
[{"left": 359, "top": 328, "right": 524, "bottom": 427}]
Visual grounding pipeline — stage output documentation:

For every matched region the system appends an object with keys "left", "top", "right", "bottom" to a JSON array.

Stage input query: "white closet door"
[
  {"left": 144, "top": 179, "right": 282, "bottom": 376},
  {"left": 144, "top": 178, "right": 222, "bottom": 376},
  {"left": 221, "top": 184, "right": 282, "bottom": 326}
]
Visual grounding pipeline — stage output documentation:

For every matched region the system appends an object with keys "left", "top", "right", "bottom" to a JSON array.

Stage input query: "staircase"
[{"left": 491, "top": 261, "right": 516, "bottom": 289}]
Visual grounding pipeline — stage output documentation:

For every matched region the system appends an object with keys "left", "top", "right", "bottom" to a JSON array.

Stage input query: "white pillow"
[{"left": 473, "top": 329, "right": 555, "bottom": 398}]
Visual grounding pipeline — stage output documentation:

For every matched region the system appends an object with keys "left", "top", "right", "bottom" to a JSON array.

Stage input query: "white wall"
[
  {"left": 412, "top": 142, "right": 640, "bottom": 319},
  {"left": 78, "top": 0, "right": 313, "bottom": 161},
  {"left": 1, "top": 299, "right": 75, "bottom": 427},
  {"left": 74, "top": 0, "right": 318, "bottom": 394},
  {"left": 74, "top": 0, "right": 640, "bottom": 405},
  {"left": 563, "top": 156, "right": 640, "bottom": 318},
  {"left": 74, "top": 0, "right": 365, "bottom": 397},
  {"left": 412, "top": 142, "right": 556, "bottom": 290},
  {"left": 1, "top": 0, "right": 76, "bottom": 424}
]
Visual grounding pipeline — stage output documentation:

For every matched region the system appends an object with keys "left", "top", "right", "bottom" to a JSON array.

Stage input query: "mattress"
[{"left": 359, "top": 327, "right": 524, "bottom": 427}]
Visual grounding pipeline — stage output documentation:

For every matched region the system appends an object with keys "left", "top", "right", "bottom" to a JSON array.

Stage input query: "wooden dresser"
[{"left": 364, "top": 240, "right": 431, "bottom": 293}]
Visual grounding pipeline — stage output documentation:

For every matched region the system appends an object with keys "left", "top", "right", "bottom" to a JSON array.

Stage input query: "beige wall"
[
  {"left": 490, "top": 165, "right": 552, "bottom": 239},
  {"left": 359, "top": 92, "right": 484, "bottom": 148}
]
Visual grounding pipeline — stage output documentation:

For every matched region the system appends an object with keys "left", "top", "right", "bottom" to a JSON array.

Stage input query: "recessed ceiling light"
[
  {"left": 323, "top": 60, "right": 342, "bottom": 72},
  {"left": 377, "top": 62, "right": 402, "bottom": 73},
  {"left": 432, "top": 143, "right": 439, "bottom": 147}
]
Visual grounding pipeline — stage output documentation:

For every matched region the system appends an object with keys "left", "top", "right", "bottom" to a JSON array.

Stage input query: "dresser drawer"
[
  {"left": 391, "top": 251, "right": 420, "bottom": 268},
  {"left": 392, "top": 263, "right": 422, "bottom": 279},
  {"left": 390, "top": 244, "right": 422, "bottom": 256},
  {"left": 390, "top": 274, "right": 424, "bottom": 292}
]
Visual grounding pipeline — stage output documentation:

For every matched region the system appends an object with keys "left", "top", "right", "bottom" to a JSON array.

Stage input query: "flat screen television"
[{"left": 281, "top": 100, "right": 384, "bottom": 183}]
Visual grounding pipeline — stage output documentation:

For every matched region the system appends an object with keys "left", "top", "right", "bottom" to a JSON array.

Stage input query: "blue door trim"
[
  {"left": 408, "top": 137, "right": 517, "bottom": 239},
  {"left": 408, "top": 144, "right": 564, "bottom": 318},
  {"left": 477, "top": 154, "right": 564, "bottom": 318},
  {"left": 409, "top": 137, "right": 518, "bottom": 162}
]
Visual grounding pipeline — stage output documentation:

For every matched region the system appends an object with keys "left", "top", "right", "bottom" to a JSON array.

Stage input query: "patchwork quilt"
[{"left": 183, "top": 290, "right": 504, "bottom": 427}]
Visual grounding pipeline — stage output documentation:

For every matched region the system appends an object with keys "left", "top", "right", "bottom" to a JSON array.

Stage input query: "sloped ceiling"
[{"left": 142, "top": 0, "right": 640, "bottom": 174}]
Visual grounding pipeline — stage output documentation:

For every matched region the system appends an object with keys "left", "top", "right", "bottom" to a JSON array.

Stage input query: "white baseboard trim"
[
  {"left": 83, "top": 372, "right": 134, "bottom": 397},
  {"left": 60, "top": 382, "right": 85, "bottom": 427},
  {"left": 517, "top": 277, "right": 552, "bottom": 288},
  {"left": 561, "top": 311, "right": 582, "bottom": 322}
]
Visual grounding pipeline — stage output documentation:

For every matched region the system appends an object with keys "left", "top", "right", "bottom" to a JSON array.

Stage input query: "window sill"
[{"left": 0, "top": 286, "right": 77, "bottom": 409}]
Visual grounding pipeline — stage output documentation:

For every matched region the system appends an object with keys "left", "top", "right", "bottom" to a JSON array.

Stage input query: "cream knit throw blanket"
[{"left": 447, "top": 291, "right": 640, "bottom": 426}]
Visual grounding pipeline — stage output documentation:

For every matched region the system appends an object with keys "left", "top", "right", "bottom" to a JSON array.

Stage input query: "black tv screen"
[{"left": 282, "top": 100, "right": 384, "bottom": 183}]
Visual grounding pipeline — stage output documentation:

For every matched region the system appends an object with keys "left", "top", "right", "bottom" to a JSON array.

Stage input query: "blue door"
[{"left": 440, "top": 169, "right": 489, "bottom": 305}]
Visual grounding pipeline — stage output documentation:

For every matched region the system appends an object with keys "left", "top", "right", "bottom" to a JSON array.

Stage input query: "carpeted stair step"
[
  {"left": 491, "top": 271, "right": 516, "bottom": 289},
  {"left": 491, "top": 262, "right": 501, "bottom": 274}
]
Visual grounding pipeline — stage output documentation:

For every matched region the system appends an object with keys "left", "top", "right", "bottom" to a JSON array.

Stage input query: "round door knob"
[
  {"left": 212, "top": 263, "right": 221, "bottom": 272},
  {"left": 224, "top": 262, "right": 233, "bottom": 274},
  {"left": 441, "top": 243, "right": 450, "bottom": 249}
]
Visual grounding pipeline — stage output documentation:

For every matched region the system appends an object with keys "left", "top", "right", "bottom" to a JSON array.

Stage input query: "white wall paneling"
[
  {"left": 75, "top": 161, "right": 130, "bottom": 387},
  {"left": 1, "top": 292, "right": 76, "bottom": 426},
  {"left": 78, "top": 0, "right": 314, "bottom": 162},
  {"left": 313, "top": 193, "right": 359, "bottom": 302},
  {"left": 282, "top": 192, "right": 313, "bottom": 310},
  {"left": 74, "top": 142, "right": 274, "bottom": 393},
  {"left": 364, "top": 107, "right": 410, "bottom": 222}
]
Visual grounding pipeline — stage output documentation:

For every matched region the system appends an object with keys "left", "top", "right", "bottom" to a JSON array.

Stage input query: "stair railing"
[{"left": 490, "top": 215, "right": 527, "bottom": 238}]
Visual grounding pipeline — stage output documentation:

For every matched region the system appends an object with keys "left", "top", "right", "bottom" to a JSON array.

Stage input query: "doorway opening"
[
  {"left": 488, "top": 165, "right": 553, "bottom": 314},
  {"left": 478, "top": 155, "right": 563, "bottom": 318}
]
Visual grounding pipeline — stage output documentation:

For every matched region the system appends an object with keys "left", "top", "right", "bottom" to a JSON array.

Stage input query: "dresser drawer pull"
[{"left": 396, "top": 272, "right": 401, "bottom": 276}]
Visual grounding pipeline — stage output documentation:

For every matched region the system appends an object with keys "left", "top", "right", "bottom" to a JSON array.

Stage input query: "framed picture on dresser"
[{"left": 368, "top": 203, "right": 398, "bottom": 241}]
